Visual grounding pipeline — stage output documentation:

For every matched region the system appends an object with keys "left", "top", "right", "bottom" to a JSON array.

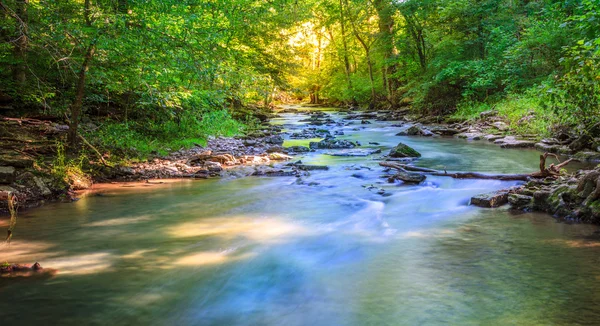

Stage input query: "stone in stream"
[
  {"left": 470, "top": 190, "right": 509, "bottom": 208},
  {"left": 264, "top": 135, "right": 284, "bottom": 145},
  {"left": 485, "top": 134, "right": 505, "bottom": 142},
  {"left": 429, "top": 127, "right": 461, "bottom": 136},
  {"left": 287, "top": 163, "right": 329, "bottom": 171},
  {"left": 396, "top": 125, "right": 422, "bottom": 136},
  {"left": 494, "top": 136, "right": 535, "bottom": 149},
  {"left": 508, "top": 194, "right": 533, "bottom": 210},
  {"left": 268, "top": 153, "right": 293, "bottom": 161},
  {"left": 309, "top": 138, "right": 357, "bottom": 149},
  {"left": 456, "top": 132, "right": 485, "bottom": 140},
  {"left": 286, "top": 146, "right": 310, "bottom": 153},
  {"left": 389, "top": 143, "right": 421, "bottom": 158},
  {"left": 326, "top": 149, "right": 382, "bottom": 157},
  {"left": 574, "top": 151, "right": 600, "bottom": 162},
  {"left": 388, "top": 171, "right": 426, "bottom": 184}
]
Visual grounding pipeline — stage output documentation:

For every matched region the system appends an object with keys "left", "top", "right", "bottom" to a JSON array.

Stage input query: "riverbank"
[{"left": 2, "top": 104, "right": 599, "bottom": 224}]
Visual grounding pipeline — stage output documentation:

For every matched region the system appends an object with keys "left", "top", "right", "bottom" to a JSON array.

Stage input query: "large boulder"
[{"left": 389, "top": 143, "right": 421, "bottom": 158}]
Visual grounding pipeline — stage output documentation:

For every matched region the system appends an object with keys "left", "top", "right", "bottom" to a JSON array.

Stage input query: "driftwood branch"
[
  {"left": 380, "top": 153, "right": 575, "bottom": 182},
  {"left": 78, "top": 133, "right": 109, "bottom": 166}
]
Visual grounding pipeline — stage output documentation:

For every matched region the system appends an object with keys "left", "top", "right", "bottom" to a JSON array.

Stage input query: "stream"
[{"left": 2, "top": 107, "right": 600, "bottom": 325}]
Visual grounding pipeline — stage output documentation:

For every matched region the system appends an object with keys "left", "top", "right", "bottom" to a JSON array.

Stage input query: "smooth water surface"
[{"left": 2, "top": 107, "right": 600, "bottom": 325}]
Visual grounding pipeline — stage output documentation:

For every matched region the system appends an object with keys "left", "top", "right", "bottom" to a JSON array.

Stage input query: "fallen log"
[{"left": 379, "top": 153, "right": 574, "bottom": 182}]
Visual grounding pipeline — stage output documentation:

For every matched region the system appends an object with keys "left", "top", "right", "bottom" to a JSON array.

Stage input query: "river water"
[{"left": 2, "top": 107, "right": 600, "bottom": 325}]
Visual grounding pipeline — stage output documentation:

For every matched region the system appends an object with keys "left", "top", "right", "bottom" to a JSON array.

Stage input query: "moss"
[{"left": 389, "top": 143, "right": 421, "bottom": 158}]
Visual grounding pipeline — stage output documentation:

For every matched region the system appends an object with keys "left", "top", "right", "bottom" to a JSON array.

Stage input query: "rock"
[
  {"left": 389, "top": 171, "right": 426, "bottom": 184},
  {"left": 309, "top": 138, "right": 357, "bottom": 149},
  {"left": 535, "top": 142, "right": 561, "bottom": 153},
  {"left": 470, "top": 190, "right": 509, "bottom": 208},
  {"left": 0, "top": 262, "right": 44, "bottom": 274},
  {"left": 389, "top": 143, "right": 421, "bottom": 158},
  {"left": 286, "top": 146, "right": 310, "bottom": 153},
  {"left": 429, "top": 127, "right": 460, "bottom": 136},
  {"left": 265, "top": 135, "right": 284, "bottom": 145},
  {"left": 480, "top": 110, "right": 498, "bottom": 118},
  {"left": 266, "top": 145, "right": 285, "bottom": 153},
  {"left": 508, "top": 194, "right": 533, "bottom": 209},
  {"left": 569, "top": 134, "right": 593, "bottom": 152},
  {"left": 485, "top": 134, "right": 505, "bottom": 142},
  {"left": 361, "top": 120, "right": 371, "bottom": 124},
  {"left": 243, "top": 139, "right": 258, "bottom": 146},
  {"left": 541, "top": 138, "right": 560, "bottom": 145},
  {"left": 204, "top": 161, "right": 223, "bottom": 172},
  {"left": 491, "top": 121, "right": 509, "bottom": 131},
  {"left": 326, "top": 149, "right": 382, "bottom": 157},
  {"left": 396, "top": 125, "right": 422, "bottom": 136},
  {"left": 494, "top": 136, "right": 535, "bottom": 148},
  {"left": 268, "top": 153, "right": 293, "bottom": 161},
  {"left": 456, "top": 132, "right": 485, "bottom": 140},
  {"left": 574, "top": 151, "right": 600, "bottom": 162},
  {"left": 292, "top": 164, "right": 329, "bottom": 171},
  {"left": 0, "top": 166, "right": 16, "bottom": 184},
  {"left": 0, "top": 154, "right": 34, "bottom": 168}
]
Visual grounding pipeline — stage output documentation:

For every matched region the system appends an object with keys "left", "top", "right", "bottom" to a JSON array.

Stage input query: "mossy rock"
[{"left": 389, "top": 143, "right": 421, "bottom": 158}]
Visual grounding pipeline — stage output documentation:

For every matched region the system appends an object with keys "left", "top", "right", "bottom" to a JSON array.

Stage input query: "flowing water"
[{"left": 2, "top": 107, "right": 600, "bottom": 325}]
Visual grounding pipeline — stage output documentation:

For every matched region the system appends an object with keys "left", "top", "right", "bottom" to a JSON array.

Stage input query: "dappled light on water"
[
  {"left": 173, "top": 251, "right": 255, "bottom": 267},
  {"left": 167, "top": 216, "right": 312, "bottom": 243},
  {"left": 42, "top": 253, "right": 114, "bottom": 276}
]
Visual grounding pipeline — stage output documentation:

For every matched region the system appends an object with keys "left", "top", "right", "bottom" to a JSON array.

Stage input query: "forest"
[
  {"left": 1, "top": 0, "right": 598, "bottom": 158},
  {"left": 4, "top": 2, "right": 600, "bottom": 324}
]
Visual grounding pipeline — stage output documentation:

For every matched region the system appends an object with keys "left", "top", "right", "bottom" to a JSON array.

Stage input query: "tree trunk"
[
  {"left": 373, "top": 0, "right": 399, "bottom": 105},
  {"left": 403, "top": 13, "right": 427, "bottom": 71},
  {"left": 338, "top": 0, "right": 356, "bottom": 105},
  {"left": 68, "top": 42, "right": 96, "bottom": 148},
  {"left": 11, "top": 0, "right": 28, "bottom": 86},
  {"left": 68, "top": 0, "right": 96, "bottom": 148}
]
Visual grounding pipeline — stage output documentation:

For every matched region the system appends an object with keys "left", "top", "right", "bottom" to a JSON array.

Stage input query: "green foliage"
[
  {"left": 92, "top": 109, "right": 244, "bottom": 159},
  {"left": 51, "top": 142, "right": 88, "bottom": 182},
  {"left": 453, "top": 90, "right": 558, "bottom": 136},
  {"left": 545, "top": 0, "right": 600, "bottom": 126}
]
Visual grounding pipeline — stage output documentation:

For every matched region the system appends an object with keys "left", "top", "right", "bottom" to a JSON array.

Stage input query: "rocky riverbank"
[
  {"left": 375, "top": 108, "right": 600, "bottom": 162},
  {"left": 468, "top": 166, "right": 600, "bottom": 223},
  {"left": 3, "top": 104, "right": 600, "bottom": 223}
]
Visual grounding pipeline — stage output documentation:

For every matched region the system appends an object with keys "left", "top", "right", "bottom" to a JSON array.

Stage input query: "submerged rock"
[
  {"left": 309, "top": 138, "right": 357, "bottom": 149},
  {"left": 471, "top": 190, "right": 509, "bottom": 208},
  {"left": 286, "top": 146, "right": 310, "bottom": 153},
  {"left": 389, "top": 143, "right": 421, "bottom": 158},
  {"left": 326, "top": 149, "right": 382, "bottom": 157}
]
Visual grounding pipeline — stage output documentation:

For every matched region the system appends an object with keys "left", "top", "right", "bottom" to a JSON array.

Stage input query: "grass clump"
[
  {"left": 50, "top": 142, "right": 92, "bottom": 190},
  {"left": 91, "top": 109, "right": 246, "bottom": 160},
  {"left": 452, "top": 90, "right": 558, "bottom": 137}
]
